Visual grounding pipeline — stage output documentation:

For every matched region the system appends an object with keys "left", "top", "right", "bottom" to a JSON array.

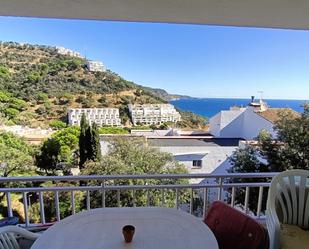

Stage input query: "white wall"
[
  {"left": 157, "top": 145, "right": 237, "bottom": 184},
  {"left": 210, "top": 108, "right": 277, "bottom": 140},
  {"left": 220, "top": 112, "right": 244, "bottom": 138},
  {"left": 174, "top": 154, "right": 207, "bottom": 176},
  {"left": 209, "top": 113, "right": 221, "bottom": 137},
  {"left": 100, "top": 138, "right": 238, "bottom": 185},
  {"left": 242, "top": 109, "right": 277, "bottom": 139},
  {"left": 209, "top": 110, "right": 245, "bottom": 138}
]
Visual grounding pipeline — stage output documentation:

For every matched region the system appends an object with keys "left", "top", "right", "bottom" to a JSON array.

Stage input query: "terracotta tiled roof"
[{"left": 256, "top": 108, "right": 299, "bottom": 123}]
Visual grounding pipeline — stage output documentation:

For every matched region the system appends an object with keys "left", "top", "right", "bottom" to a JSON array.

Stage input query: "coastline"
[{"left": 170, "top": 98, "right": 307, "bottom": 118}]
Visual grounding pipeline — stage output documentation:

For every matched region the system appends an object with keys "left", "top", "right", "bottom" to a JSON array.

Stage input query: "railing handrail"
[
  {"left": 0, "top": 172, "right": 279, "bottom": 183},
  {"left": 0, "top": 182, "right": 272, "bottom": 193},
  {"left": 0, "top": 172, "right": 278, "bottom": 227}
]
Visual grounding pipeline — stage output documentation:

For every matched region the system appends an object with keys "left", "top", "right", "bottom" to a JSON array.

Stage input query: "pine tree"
[
  {"left": 90, "top": 123, "right": 101, "bottom": 162},
  {"left": 79, "top": 113, "right": 90, "bottom": 169},
  {"left": 79, "top": 114, "right": 101, "bottom": 168}
]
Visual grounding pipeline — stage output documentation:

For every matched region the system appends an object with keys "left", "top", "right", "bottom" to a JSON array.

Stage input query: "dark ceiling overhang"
[{"left": 1, "top": 0, "right": 309, "bottom": 29}]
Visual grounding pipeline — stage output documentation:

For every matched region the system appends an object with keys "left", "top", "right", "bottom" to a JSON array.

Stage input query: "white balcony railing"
[{"left": 0, "top": 173, "right": 278, "bottom": 227}]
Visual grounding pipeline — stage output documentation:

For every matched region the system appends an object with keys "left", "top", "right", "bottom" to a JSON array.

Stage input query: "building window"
[{"left": 192, "top": 160, "right": 202, "bottom": 167}]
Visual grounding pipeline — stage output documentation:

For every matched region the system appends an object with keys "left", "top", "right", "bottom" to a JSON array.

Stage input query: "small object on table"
[{"left": 122, "top": 225, "right": 135, "bottom": 243}]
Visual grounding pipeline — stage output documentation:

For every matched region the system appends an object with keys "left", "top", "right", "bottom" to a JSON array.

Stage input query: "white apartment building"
[
  {"left": 0, "top": 125, "right": 54, "bottom": 136},
  {"left": 128, "top": 104, "right": 181, "bottom": 125},
  {"left": 86, "top": 60, "right": 106, "bottom": 72},
  {"left": 68, "top": 108, "right": 121, "bottom": 126},
  {"left": 149, "top": 137, "right": 240, "bottom": 181},
  {"left": 55, "top": 46, "right": 83, "bottom": 58},
  {"left": 209, "top": 104, "right": 298, "bottom": 140}
]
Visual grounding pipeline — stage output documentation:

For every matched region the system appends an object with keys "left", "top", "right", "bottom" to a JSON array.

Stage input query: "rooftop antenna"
[
  {"left": 257, "top": 91, "right": 268, "bottom": 111},
  {"left": 258, "top": 91, "right": 264, "bottom": 101},
  {"left": 82, "top": 45, "right": 87, "bottom": 59}
]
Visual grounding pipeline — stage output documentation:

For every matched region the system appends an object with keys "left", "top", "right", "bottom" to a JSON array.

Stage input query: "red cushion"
[{"left": 204, "top": 201, "right": 268, "bottom": 249}]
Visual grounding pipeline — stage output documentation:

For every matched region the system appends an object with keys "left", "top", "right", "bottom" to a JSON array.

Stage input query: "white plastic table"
[{"left": 32, "top": 207, "right": 218, "bottom": 249}]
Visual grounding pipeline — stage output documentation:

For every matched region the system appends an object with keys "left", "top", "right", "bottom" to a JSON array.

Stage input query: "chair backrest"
[
  {"left": 268, "top": 169, "right": 309, "bottom": 229},
  {"left": 0, "top": 232, "right": 20, "bottom": 249},
  {"left": 0, "top": 226, "right": 39, "bottom": 249},
  {"left": 204, "top": 201, "right": 269, "bottom": 249}
]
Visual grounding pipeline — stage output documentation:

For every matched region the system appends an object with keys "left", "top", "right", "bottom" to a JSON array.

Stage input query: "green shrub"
[
  {"left": 35, "top": 106, "right": 47, "bottom": 115},
  {"left": 4, "top": 108, "right": 19, "bottom": 119},
  {"left": 0, "top": 65, "right": 10, "bottom": 79},
  {"left": 27, "top": 72, "right": 42, "bottom": 83},
  {"left": 9, "top": 98, "right": 27, "bottom": 111},
  {"left": 98, "top": 96, "right": 108, "bottom": 107},
  {"left": 4, "top": 119, "right": 15, "bottom": 126},
  {"left": 98, "top": 127, "right": 129, "bottom": 134},
  {"left": 36, "top": 93, "right": 49, "bottom": 103},
  {"left": 0, "top": 91, "right": 11, "bottom": 102},
  {"left": 49, "top": 120, "right": 67, "bottom": 130},
  {"left": 58, "top": 92, "right": 73, "bottom": 105}
]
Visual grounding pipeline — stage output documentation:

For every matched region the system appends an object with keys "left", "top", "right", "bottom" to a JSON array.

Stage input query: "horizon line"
[{"left": 172, "top": 96, "right": 308, "bottom": 101}]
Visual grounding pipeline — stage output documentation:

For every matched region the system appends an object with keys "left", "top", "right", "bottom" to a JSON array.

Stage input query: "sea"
[{"left": 170, "top": 98, "right": 308, "bottom": 118}]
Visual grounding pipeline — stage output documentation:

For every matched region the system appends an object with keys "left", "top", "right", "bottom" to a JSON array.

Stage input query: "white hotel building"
[
  {"left": 68, "top": 108, "right": 121, "bottom": 126},
  {"left": 55, "top": 46, "right": 83, "bottom": 58},
  {"left": 128, "top": 104, "right": 181, "bottom": 125},
  {"left": 86, "top": 60, "right": 106, "bottom": 72}
]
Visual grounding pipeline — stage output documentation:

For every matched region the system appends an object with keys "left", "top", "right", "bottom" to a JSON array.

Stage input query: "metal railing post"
[
  {"left": 71, "top": 191, "right": 75, "bottom": 215},
  {"left": 39, "top": 192, "right": 45, "bottom": 224},
  {"left": 101, "top": 180, "right": 106, "bottom": 208},
  {"left": 23, "top": 192, "right": 29, "bottom": 227},
  {"left": 203, "top": 188, "right": 208, "bottom": 220},
  {"left": 231, "top": 187, "right": 236, "bottom": 207},
  {"left": 161, "top": 189, "right": 165, "bottom": 207},
  {"left": 190, "top": 188, "right": 194, "bottom": 214},
  {"left": 175, "top": 189, "right": 179, "bottom": 209},
  {"left": 6, "top": 192, "right": 13, "bottom": 218},
  {"left": 257, "top": 186, "right": 263, "bottom": 217},
  {"left": 55, "top": 191, "right": 60, "bottom": 221},
  {"left": 86, "top": 191, "right": 91, "bottom": 211},
  {"left": 244, "top": 187, "right": 250, "bottom": 214},
  {"left": 217, "top": 177, "right": 223, "bottom": 201}
]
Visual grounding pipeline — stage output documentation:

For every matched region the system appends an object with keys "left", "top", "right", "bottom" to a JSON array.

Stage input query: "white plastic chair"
[
  {"left": 266, "top": 170, "right": 309, "bottom": 249},
  {"left": 0, "top": 226, "right": 39, "bottom": 249}
]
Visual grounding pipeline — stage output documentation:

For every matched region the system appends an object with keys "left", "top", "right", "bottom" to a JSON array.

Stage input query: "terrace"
[
  {"left": 1, "top": 171, "right": 308, "bottom": 249},
  {"left": 0, "top": 1, "right": 308, "bottom": 249}
]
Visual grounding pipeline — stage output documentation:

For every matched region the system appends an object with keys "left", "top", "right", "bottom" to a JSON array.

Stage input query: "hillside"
[
  {"left": 140, "top": 86, "right": 192, "bottom": 101},
  {"left": 0, "top": 41, "right": 206, "bottom": 128}
]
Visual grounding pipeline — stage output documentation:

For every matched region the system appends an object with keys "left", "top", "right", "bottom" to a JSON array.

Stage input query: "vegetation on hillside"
[
  {"left": 0, "top": 90, "right": 28, "bottom": 125},
  {"left": 140, "top": 86, "right": 192, "bottom": 101},
  {"left": 0, "top": 41, "right": 205, "bottom": 128},
  {"left": 0, "top": 42, "right": 135, "bottom": 97},
  {"left": 0, "top": 41, "right": 207, "bottom": 222},
  {"left": 176, "top": 110, "right": 208, "bottom": 129}
]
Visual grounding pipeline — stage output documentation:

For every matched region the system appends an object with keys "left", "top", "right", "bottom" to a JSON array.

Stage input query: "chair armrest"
[
  {"left": 266, "top": 207, "right": 281, "bottom": 249},
  {"left": 0, "top": 226, "right": 40, "bottom": 241}
]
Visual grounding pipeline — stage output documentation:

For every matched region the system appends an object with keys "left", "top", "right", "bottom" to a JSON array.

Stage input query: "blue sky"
[{"left": 0, "top": 16, "right": 308, "bottom": 100}]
